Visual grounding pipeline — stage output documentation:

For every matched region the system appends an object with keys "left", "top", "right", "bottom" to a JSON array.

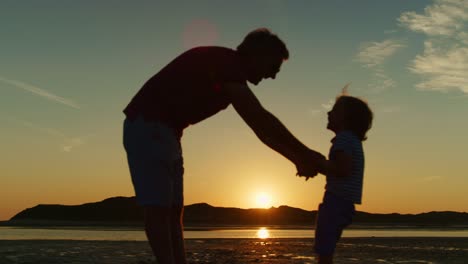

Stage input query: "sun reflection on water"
[{"left": 256, "top": 227, "right": 270, "bottom": 239}]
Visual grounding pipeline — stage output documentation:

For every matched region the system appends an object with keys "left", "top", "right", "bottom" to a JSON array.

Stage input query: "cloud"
[
  {"left": 458, "top": 31, "right": 468, "bottom": 44},
  {"left": 307, "top": 98, "right": 335, "bottom": 116},
  {"left": 321, "top": 99, "right": 335, "bottom": 111},
  {"left": 0, "top": 76, "right": 80, "bottom": 109},
  {"left": 370, "top": 70, "right": 397, "bottom": 93},
  {"left": 2, "top": 116, "right": 87, "bottom": 152},
  {"left": 3, "top": 116, "right": 65, "bottom": 137},
  {"left": 410, "top": 41, "right": 468, "bottom": 93},
  {"left": 356, "top": 39, "right": 405, "bottom": 92},
  {"left": 307, "top": 108, "right": 322, "bottom": 116},
  {"left": 398, "top": 0, "right": 468, "bottom": 94},
  {"left": 398, "top": 0, "right": 468, "bottom": 37},
  {"left": 357, "top": 39, "right": 405, "bottom": 68},
  {"left": 61, "top": 137, "right": 86, "bottom": 152}
]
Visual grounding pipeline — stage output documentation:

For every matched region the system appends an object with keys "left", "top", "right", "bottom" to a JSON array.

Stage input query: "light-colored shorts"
[{"left": 123, "top": 116, "right": 184, "bottom": 207}]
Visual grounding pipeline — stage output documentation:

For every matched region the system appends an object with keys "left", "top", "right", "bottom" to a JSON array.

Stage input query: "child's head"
[{"left": 327, "top": 95, "right": 373, "bottom": 141}]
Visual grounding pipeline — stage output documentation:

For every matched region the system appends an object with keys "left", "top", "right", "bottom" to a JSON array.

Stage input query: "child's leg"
[
  {"left": 318, "top": 255, "right": 333, "bottom": 264},
  {"left": 314, "top": 192, "right": 355, "bottom": 263},
  {"left": 314, "top": 198, "right": 338, "bottom": 263}
]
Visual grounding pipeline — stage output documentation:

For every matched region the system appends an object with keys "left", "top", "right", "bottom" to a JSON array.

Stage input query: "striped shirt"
[{"left": 325, "top": 130, "right": 365, "bottom": 204}]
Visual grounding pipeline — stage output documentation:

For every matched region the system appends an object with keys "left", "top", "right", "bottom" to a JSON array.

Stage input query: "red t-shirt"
[{"left": 123, "top": 47, "right": 247, "bottom": 139}]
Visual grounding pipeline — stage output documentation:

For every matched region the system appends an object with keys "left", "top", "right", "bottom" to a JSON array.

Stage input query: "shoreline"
[{"left": 2, "top": 220, "right": 468, "bottom": 231}]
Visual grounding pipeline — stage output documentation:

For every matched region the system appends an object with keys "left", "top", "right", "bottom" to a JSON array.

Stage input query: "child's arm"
[{"left": 317, "top": 150, "right": 352, "bottom": 177}]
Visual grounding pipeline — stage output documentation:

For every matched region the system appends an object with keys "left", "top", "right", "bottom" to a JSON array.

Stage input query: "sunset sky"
[{"left": 1, "top": 0, "right": 467, "bottom": 221}]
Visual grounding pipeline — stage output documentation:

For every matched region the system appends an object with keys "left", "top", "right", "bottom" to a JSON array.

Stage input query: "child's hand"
[
  {"left": 296, "top": 172, "right": 315, "bottom": 181},
  {"left": 295, "top": 149, "right": 325, "bottom": 178},
  {"left": 295, "top": 163, "right": 318, "bottom": 178}
]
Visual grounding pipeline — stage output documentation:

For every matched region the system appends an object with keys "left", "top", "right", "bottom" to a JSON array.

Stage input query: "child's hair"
[{"left": 335, "top": 95, "right": 373, "bottom": 141}]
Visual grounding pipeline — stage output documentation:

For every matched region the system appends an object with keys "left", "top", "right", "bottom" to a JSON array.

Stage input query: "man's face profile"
[{"left": 248, "top": 55, "right": 283, "bottom": 85}]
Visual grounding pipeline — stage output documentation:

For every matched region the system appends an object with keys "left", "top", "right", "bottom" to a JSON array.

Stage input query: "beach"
[{"left": 1, "top": 237, "right": 467, "bottom": 264}]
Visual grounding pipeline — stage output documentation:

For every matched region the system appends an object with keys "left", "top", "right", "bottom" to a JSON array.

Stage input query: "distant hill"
[
  {"left": 10, "top": 197, "right": 142, "bottom": 224},
  {"left": 6, "top": 196, "right": 468, "bottom": 227}
]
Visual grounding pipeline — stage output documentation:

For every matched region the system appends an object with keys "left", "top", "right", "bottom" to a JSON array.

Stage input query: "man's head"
[{"left": 237, "top": 28, "right": 289, "bottom": 85}]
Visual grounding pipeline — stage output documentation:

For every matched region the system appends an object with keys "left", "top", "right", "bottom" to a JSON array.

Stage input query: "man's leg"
[
  {"left": 171, "top": 206, "right": 186, "bottom": 264},
  {"left": 124, "top": 118, "right": 182, "bottom": 264},
  {"left": 144, "top": 206, "right": 174, "bottom": 264}
]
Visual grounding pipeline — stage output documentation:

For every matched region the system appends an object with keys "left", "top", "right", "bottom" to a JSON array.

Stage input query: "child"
[{"left": 311, "top": 94, "right": 373, "bottom": 264}]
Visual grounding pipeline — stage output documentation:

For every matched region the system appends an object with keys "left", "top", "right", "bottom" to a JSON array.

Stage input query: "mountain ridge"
[{"left": 6, "top": 196, "right": 468, "bottom": 227}]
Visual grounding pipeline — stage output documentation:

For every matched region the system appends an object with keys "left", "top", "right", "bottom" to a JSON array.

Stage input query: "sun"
[{"left": 255, "top": 192, "right": 273, "bottom": 208}]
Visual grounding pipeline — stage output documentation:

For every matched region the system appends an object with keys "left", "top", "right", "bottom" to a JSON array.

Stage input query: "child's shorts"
[
  {"left": 123, "top": 116, "right": 183, "bottom": 208},
  {"left": 314, "top": 191, "right": 355, "bottom": 255}
]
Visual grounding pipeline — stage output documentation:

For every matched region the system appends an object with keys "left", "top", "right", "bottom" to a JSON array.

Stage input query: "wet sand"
[{"left": 0, "top": 237, "right": 467, "bottom": 264}]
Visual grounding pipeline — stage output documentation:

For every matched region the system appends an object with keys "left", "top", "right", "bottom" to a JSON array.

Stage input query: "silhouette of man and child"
[{"left": 123, "top": 28, "right": 373, "bottom": 264}]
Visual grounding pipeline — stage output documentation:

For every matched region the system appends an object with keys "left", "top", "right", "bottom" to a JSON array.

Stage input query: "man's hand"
[
  {"left": 295, "top": 149, "right": 326, "bottom": 180},
  {"left": 296, "top": 162, "right": 318, "bottom": 180}
]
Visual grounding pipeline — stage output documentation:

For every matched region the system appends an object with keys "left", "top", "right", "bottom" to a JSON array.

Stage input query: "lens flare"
[{"left": 182, "top": 19, "right": 218, "bottom": 49}]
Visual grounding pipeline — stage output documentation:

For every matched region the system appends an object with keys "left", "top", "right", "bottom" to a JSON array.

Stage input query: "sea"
[{"left": 1, "top": 226, "right": 468, "bottom": 241}]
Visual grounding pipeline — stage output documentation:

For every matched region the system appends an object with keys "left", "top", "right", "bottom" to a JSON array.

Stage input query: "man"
[{"left": 123, "top": 28, "right": 323, "bottom": 264}]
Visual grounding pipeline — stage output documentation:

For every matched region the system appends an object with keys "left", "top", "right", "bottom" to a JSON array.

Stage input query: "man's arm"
[{"left": 223, "top": 82, "right": 324, "bottom": 175}]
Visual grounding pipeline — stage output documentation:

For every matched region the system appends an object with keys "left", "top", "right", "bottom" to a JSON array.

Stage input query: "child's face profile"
[{"left": 327, "top": 100, "right": 346, "bottom": 133}]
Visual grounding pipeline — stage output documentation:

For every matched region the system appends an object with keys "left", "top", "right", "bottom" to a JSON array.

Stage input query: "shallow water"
[{"left": 1, "top": 226, "right": 468, "bottom": 240}]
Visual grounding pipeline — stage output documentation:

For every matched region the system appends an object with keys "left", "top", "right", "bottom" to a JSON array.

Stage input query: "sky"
[{"left": 1, "top": 0, "right": 467, "bottom": 221}]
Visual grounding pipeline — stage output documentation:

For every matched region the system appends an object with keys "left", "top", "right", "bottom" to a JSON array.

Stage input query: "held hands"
[{"left": 295, "top": 149, "right": 326, "bottom": 181}]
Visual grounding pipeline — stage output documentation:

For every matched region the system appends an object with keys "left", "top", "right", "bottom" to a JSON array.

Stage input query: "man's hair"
[
  {"left": 236, "top": 28, "right": 289, "bottom": 60},
  {"left": 336, "top": 95, "right": 373, "bottom": 141}
]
